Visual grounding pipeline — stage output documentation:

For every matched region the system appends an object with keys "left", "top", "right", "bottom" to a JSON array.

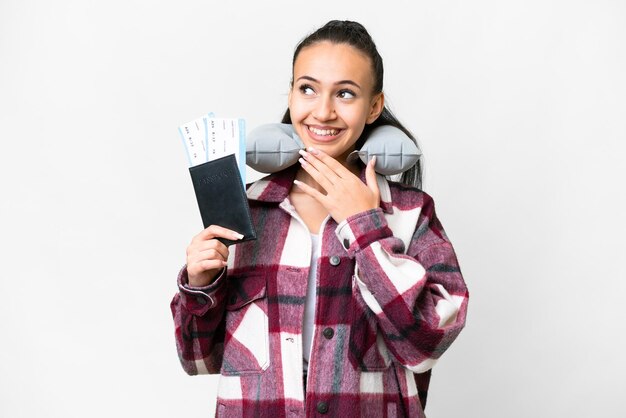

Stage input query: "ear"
[{"left": 366, "top": 92, "right": 385, "bottom": 124}]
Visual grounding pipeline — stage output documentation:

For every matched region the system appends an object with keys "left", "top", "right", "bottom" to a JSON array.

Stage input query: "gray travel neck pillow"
[{"left": 246, "top": 123, "right": 421, "bottom": 175}]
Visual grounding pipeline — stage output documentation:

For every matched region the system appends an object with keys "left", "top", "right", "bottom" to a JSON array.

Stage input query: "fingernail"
[
  {"left": 298, "top": 149, "right": 307, "bottom": 158},
  {"left": 298, "top": 157, "right": 307, "bottom": 166},
  {"left": 232, "top": 232, "right": 244, "bottom": 240},
  {"left": 308, "top": 147, "right": 319, "bottom": 155}
]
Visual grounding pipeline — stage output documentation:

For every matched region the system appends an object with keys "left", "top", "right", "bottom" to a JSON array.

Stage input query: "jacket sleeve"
[
  {"left": 170, "top": 266, "right": 229, "bottom": 375},
  {"left": 335, "top": 192, "right": 469, "bottom": 373}
]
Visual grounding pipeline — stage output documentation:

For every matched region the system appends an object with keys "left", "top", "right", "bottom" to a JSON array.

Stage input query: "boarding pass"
[{"left": 179, "top": 113, "right": 246, "bottom": 184}]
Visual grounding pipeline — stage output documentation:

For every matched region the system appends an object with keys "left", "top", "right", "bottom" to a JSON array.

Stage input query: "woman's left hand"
[{"left": 294, "top": 147, "right": 380, "bottom": 224}]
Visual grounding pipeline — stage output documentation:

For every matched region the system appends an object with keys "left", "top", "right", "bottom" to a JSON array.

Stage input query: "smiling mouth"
[{"left": 307, "top": 125, "right": 342, "bottom": 136}]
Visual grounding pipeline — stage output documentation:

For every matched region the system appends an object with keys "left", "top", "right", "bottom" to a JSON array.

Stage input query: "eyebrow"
[{"left": 296, "top": 75, "right": 362, "bottom": 90}]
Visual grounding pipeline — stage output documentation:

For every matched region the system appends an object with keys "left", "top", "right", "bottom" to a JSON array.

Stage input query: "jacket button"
[
  {"left": 316, "top": 401, "right": 328, "bottom": 414},
  {"left": 329, "top": 255, "right": 341, "bottom": 266},
  {"left": 195, "top": 296, "right": 207, "bottom": 305},
  {"left": 343, "top": 238, "right": 350, "bottom": 249},
  {"left": 229, "top": 295, "right": 237, "bottom": 305},
  {"left": 322, "top": 327, "right": 334, "bottom": 339}
]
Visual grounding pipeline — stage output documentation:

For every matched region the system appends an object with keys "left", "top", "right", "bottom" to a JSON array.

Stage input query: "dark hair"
[{"left": 281, "top": 20, "right": 422, "bottom": 188}]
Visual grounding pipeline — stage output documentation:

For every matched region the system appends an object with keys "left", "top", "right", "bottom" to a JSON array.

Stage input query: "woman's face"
[{"left": 288, "top": 41, "right": 384, "bottom": 162}]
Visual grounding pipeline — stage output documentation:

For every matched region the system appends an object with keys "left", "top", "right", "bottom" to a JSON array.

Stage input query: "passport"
[{"left": 188, "top": 154, "right": 256, "bottom": 246}]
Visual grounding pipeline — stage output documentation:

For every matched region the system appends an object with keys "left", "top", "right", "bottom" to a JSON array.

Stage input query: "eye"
[
  {"left": 338, "top": 89, "right": 356, "bottom": 99},
  {"left": 298, "top": 84, "right": 315, "bottom": 95}
]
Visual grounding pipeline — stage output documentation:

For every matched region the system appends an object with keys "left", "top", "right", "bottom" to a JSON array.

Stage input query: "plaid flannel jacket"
[{"left": 171, "top": 166, "right": 469, "bottom": 417}]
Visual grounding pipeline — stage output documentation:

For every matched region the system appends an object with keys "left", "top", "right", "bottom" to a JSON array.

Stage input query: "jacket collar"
[{"left": 246, "top": 165, "right": 394, "bottom": 214}]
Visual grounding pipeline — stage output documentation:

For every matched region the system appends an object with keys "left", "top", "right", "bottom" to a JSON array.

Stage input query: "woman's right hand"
[{"left": 186, "top": 225, "right": 244, "bottom": 287}]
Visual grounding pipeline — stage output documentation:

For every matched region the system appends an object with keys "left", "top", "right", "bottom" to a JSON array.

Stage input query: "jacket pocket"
[
  {"left": 220, "top": 271, "right": 270, "bottom": 375},
  {"left": 349, "top": 276, "right": 392, "bottom": 372}
]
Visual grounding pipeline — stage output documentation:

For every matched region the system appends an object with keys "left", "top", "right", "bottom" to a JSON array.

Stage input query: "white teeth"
[{"left": 308, "top": 126, "right": 339, "bottom": 136}]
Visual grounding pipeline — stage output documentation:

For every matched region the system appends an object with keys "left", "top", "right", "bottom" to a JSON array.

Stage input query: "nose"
[{"left": 312, "top": 95, "right": 336, "bottom": 121}]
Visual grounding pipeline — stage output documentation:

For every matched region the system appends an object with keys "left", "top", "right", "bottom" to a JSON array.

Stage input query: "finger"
[
  {"left": 365, "top": 155, "right": 380, "bottom": 197},
  {"left": 187, "top": 246, "right": 228, "bottom": 269},
  {"left": 193, "top": 238, "right": 229, "bottom": 253},
  {"left": 187, "top": 234, "right": 230, "bottom": 260},
  {"left": 195, "top": 225, "right": 244, "bottom": 242},
  {"left": 199, "top": 259, "right": 227, "bottom": 270},
  {"left": 299, "top": 149, "right": 341, "bottom": 184},
  {"left": 293, "top": 179, "right": 328, "bottom": 203},
  {"left": 306, "top": 147, "right": 353, "bottom": 178},
  {"left": 298, "top": 155, "right": 334, "bottom": 191},
  {"left": 192, "top": 259, "right": 228, "bottom": 273},
  {"left": 193, "top": 250, "right": 226, "bottom": 266},
  {"left": 195, "top": 244, "right": 229, "bottom": 262}
]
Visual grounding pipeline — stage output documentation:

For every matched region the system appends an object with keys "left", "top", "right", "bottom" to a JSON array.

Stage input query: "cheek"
[
  {"left": 288, "top": 98, "right": 306, "bottom": 121},
  {"left": 288, "top": 105, "right": 308, "bottom": 142},
  {"left": 343, "top": 108, "right": 369, "bottom": 132}
]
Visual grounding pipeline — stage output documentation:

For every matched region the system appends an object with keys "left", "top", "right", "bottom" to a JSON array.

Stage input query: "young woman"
[{"left": 171, "top": 20, "right": 469, "bottom": 418}]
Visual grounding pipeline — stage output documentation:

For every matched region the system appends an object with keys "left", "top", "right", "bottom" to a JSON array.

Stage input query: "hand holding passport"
[{"left": 179, "top": 114, "right": 256, "bottom": 246}]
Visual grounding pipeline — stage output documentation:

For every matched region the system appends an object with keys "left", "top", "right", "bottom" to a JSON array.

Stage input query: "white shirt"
[{"left": 302, "top": 233, "right": 320, "bottom": 371}]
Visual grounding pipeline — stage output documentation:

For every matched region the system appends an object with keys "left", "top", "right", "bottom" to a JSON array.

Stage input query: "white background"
[{"left": 1, "top": 1, "right": 625, "bottom": 417}]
